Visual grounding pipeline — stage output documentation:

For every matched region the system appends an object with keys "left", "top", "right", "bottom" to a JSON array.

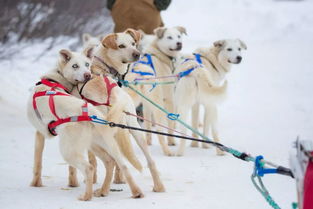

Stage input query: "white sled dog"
[
  {"left": 74, "top": 29, "right": 165, "bottom": 196},
  {"left": 174, "top": 39, "right": 247, "bottom": 156},
  {"left": 124, "top": 26, "right": 187, "bottom": 156},
  {"left": 27, "top": 49, "right": 146, "bottom": 200}
]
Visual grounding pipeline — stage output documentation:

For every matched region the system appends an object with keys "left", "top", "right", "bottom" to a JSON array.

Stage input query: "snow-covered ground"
[{"left": 1, "top": 0, "right": 313, "bottom": 208}]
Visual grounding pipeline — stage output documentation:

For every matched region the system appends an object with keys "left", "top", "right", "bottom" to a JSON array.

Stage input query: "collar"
[{"left": 93, "top": 55, "right": 124, "bottom": 81}]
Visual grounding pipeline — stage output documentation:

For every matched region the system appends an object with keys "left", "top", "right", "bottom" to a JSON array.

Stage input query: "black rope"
[
  {"left": 108, "top": 122, "right": 231, "bottom": 155},
  {"left": 103, "top": 121, "right": 294, "bottom": 178}
]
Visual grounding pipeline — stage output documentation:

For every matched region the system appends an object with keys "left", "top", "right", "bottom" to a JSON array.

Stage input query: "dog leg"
[
  {"left": 176, "top": 108, "right": 188, "bottom": 156},
  {"left": 68, "top": 166, "right": 79, "bottom": 187},
  {"left": 113, "top": 164, "right": 126, "bottom": 184},
  {"left": 65, "top": 156, "right": 94, "bottom": 201},
  {"left": 30, "top": 131, "right": 45, "bottom": 187},
  {"left": 88, "top": 151, "right": 97, "bottom": 183},
  {"left": 165, "top": 100, "right": 176, "bottom": 146},
  {"left": 125, "top": 110, "right": 165, "bottom": 192},
  {"left": 143, "top": 103, "right": 152, "bottom": 145},
  {"left": 210, "top": 105, "right": 224, "bottom": 156},
  {"left": 94, "top": 128, "right": 144, "bottom": 198},
  {"left": 91, "top": 145, "right": 115, "bottom": 197},
  {"left": 190, "top": 103, "right": 200, "bottom": 148},
  {"left": 202, "top": 106, "right": 212, "bottom": 149}
]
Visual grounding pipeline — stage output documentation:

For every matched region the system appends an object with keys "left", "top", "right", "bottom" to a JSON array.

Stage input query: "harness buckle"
[{"left": 46, "top": 90, "right": 57, "bottom": 95}]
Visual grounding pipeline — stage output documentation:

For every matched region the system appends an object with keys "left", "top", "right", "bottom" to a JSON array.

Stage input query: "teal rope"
[
  {"left": 120, "top": 80, "right": 288, "bottom": 209},
  {"left": 128, "top": 81, "right": 176, "bottom": 86},
  {"left": 251, "top": 175, "right": 281, "bottom": 209},
  {"left": 121, "top": 80, "right": 251, "bottom": 159}
]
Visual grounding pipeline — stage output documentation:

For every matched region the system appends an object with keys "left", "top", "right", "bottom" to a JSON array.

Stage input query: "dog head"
[
  {"left": 213, "top": 39, "right": 247, "bottom": 64},
  {"left": 82, "top": 33, "right": 101, "bottom": 49},
  {"left": 101, "top": 29, "right": 141, "bottom": 65},
  {"left": 154, "top": 26, "right": 187, "bottom": 57},
  {"left": 58, "top": 49, "right": 92, "bottom": 85}
]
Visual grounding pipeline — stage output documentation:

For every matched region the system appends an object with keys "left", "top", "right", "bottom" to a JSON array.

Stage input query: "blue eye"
[{"left": 85, "top": 63, "right": 89, "bottom": 67}]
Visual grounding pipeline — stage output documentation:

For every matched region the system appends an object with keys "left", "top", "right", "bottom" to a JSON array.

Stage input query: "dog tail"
[
  {"left": 115, "top": 129, "right": 143, "bottom": 172},
  {"left": 105, "top": 100, "right": 143, "bottom": 172},
  {"left": 202, "top": 80, "right": 228, "bottom": 103}
]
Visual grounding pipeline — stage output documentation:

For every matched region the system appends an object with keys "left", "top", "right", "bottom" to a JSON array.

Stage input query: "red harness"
[
  {"left": 80, "top": 76, "right": 117, "bottom": 107},
  {"left": 33, "top": 79, "right": 92, "bottom": 136}
]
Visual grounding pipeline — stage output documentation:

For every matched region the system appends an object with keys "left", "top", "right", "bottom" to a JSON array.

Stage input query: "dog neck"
[
  {"left": 147, "top": 41, "right": 176, "bottom": 68},
  {"left": 91, "top": 49, "right": 128, "bottom": 81},
  {"left": 195, "top": 47, "right": 231, "bottom": 79},
  {"left": 41, "top": 69, "right": 74, "bottom": 92}
]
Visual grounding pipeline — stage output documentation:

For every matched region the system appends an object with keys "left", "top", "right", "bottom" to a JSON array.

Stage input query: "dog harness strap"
[
  {"left": 193, "top": 53, "right": 203, "bottom": 64},
  {"left": 131, "top": 54, "right": 156, "bottom": 76},
  {"left": 80, "top": 76, "right": 117, "bottom": 107},
  {"left": 103, "top": 76, "right": 117, "bottom": 106},
  {"left": 33, "top": 79, "right": 92, "bottom": 136},
  {"left": 40, "top": 79, "right": 69, "bottom": 93}
]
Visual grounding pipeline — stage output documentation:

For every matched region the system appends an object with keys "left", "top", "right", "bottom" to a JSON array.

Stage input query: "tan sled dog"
[
  {"left": 174, "top": 39, "right": 247, "bottom": 156},
  {"left": 74, "top": 29, "right": 165, "bottom": 195},
  {"left": 124, "top": 26, "right": 187, "bottom": 156},
  {"left": 27, "top": 49, "right": 145, "bottom": 200}
]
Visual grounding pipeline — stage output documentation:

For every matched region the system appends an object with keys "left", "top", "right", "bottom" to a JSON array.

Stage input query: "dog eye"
[
  {"left": 167, "top": 36, "right": 173, "bottom": 40},
  {"left": 118, "top": 44, "right": 126, "bottom": 48},
  {"left": 238, "top": 48, "right": 241, "bottom": 51},
  {"left": 132, "top": 42, "right": 135, "bottom": 46},
  {"left": 72, "top": 64, "right": 79, "bottom": 68},
  {"left": 227, "top": 48, "right": 233, "bottom": 51},
  {"left": 85, "top": 63, "right": 89, "bottom": 67},
  {"left": 178, "top": 35, "right": 181, "bottom": 38}
]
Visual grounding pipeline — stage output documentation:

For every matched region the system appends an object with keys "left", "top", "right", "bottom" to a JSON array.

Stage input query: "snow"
[{"left": 1, "top": 0, "right": 313, "bottom": 208}]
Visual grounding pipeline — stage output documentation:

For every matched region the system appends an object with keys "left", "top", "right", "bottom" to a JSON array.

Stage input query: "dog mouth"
[
  {"left": 228, "top": 59, "right": 242, "bottom": 64},
  {"left": 169, "top": 46, "right": 182, "bottom": 51}
]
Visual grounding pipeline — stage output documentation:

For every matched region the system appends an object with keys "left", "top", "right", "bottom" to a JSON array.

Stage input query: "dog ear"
[
  {"left": 101, "top": 33, "right": 118, "bottom": 49},
  {"left": 125, "top": 28, "right": 142, "bottom": 44},
  {"left": 175, "top": 26, "right": 187, "bottom": 35},
  {"left": 59, "top": 49, "right": 72, "bottom": 62},
  {"left": 83, "top": 46, "right": 94, "bottom": 59},
  {"left": 137, "top": 29, "right": 146, "bottom": 40},
  {"left": 82, "top": 33, "right": 91, "bottom": 43},
  {"left": 213, "top": 40, "right": 226, "bottom": 48},
  {"left": 154, "top": 27, "right": 167, "bottom": 39},
  {"left": 238, "top": 39, "right": 247, "bottom": 50}
]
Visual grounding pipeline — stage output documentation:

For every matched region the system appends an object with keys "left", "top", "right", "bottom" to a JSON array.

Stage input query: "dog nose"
[
  {"left": 84, "top": 72, "right": 91, "bottom": 81},
  {"left": 236, "top": 56, "right": 242, "bottom": 62},
  {"left": 132, "top": 52, "right": 140, "bottom": 60},
  {"left": 177, "top": 42, "right": 182, "bottom": 47}
]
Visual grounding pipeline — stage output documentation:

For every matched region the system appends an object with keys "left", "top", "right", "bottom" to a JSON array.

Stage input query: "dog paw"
[
  {"left": 113, "top": 179, "right": 126, "bottom": 184},
  {"left": 153, "top": 184, "right": 166, "bottom": 192},
  {"left": 30, "top": 178, "right": 43, "bottom": 187},
  {"left": 94, "top": 188, "right": 108, "bottom": 197},
  {"left": 167, "top": 140, "right": 176, "bottom": 146},
  {"left": 190, "top": 141, "right": 199, "bottom": 147},
  {"left": 202, "top": 143, "right": 210, "bottom": 149},
  {"left": 78, "top": 193, "right": 92, "bottom": 201},
  {"left": 176, "top": 152, "right": 184, "bottom": 157},
  {"left": 216, "top": 149, "right": 225, "bottom": 156},
  {"left": 131, "top": 191, "right": 144, "bottom": 198},
  {"left": 68, "top": 179, "right": 79, "bottom": 187},
  {"left": 165, "top": 151, "right": 174, "bottom": 157}
]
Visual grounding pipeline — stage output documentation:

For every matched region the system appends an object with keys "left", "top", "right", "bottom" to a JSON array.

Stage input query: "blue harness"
[
  {"left": 177, "top": 53, "right": 203, "bottom": 79},
  {"left": 131, "top": 54, "right": 156, "bottom": 76}
]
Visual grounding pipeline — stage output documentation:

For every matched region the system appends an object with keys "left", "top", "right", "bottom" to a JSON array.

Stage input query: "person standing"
[{"left": 107, "top": 0, "right": 171, "bottom": 34}]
